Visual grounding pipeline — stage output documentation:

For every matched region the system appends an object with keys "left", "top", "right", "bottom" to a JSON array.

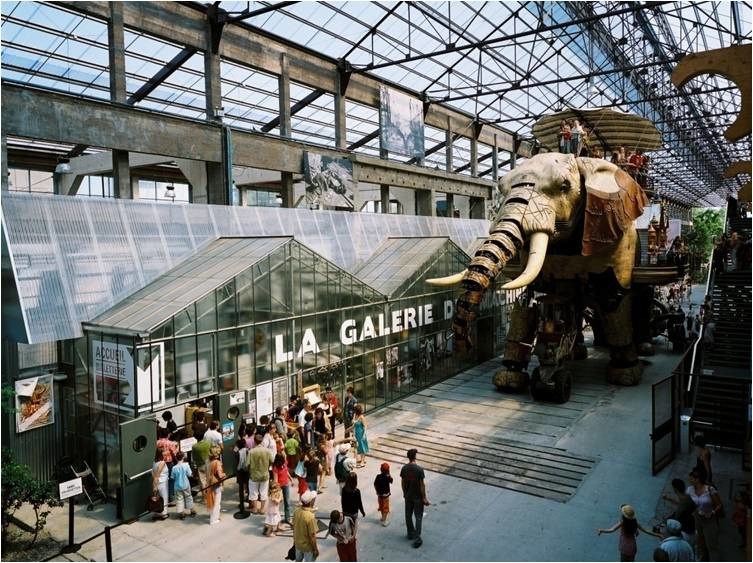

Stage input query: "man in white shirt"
[{"left": 204, "top": 420, "right": 223, "bottom": 448}]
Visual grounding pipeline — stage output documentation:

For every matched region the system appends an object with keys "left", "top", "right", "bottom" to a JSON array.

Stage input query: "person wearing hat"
[
  {"left": 400, "top": 448, "right": 430, "bottom": 549},
  {"left": 597, "top": 504, "right": 661, "bottom": 561},
  {"left": 658, "top": 519, "right": 695, "bottom": 562},
  {"left": 374, "top": 462, "right": 393, "bottom": 526},
  {"left": 293, "top": 490, "right": 319, "bottom": 561},
  {"left": 334, "top": 443, "right": 352, "bottom": 490}
]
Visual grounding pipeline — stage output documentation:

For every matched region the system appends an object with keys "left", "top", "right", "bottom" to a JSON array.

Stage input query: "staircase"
[
  {"left": 692, "top": 212, "right": 752, "bottom": 448},
  {"left": 705, "top": 270, "right": 752, "bottom": 371}
]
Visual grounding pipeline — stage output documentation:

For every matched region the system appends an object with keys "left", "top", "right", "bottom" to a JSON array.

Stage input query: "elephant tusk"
[
  {"left": 501, "top": 232, "right": 549, "bottom": 290},
  {"left": 426, "top": 269, "right": 468, "bottom": 287}
]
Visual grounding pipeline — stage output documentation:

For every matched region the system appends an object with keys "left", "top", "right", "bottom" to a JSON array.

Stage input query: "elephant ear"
[{"left": 578, "top": 158, "right": 649, "bottom": 257}]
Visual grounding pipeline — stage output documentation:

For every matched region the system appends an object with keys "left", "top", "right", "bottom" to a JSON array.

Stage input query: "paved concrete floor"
[{"left": 23, "top": 286, "right": 748, "bottom": 562}]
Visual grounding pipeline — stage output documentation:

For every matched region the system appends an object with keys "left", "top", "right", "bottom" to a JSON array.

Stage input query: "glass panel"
[
  {"left": 269, "top": 247, "right": 291, "bottom": 320},
  {"left": 299, "top": 249, "right": 316, "bottom": 315},
  {"left": 163, "top": 339, "right": 176, "bottom": 405},
  {"left": 197, "top": 334, "right": 216, "bottom": 395},
  {"left": 175, "top": 336, "right": 198, "bottom": 400},
  {"left": 237, "top": 270, "right": 254, "bottom": 326},
  {"left": 237, "top": 327, "right": 253, "bottom": 390},
  {"left": 253, "top": 258, "right": 271, "bottom": 323},
  {"left": 253, "top": 324, "right": 272, "bottom": 384},
  {"left": 196, "top": 292, "right": 217, "bottom": 333},
  {"left": 217, "top": 279, "right": 237, "bottom": 329},
  {"left": 270, "top": 320, "right": 293, "bottom": 381},
  {"left": 218, "top": 329, "right": 237, "bottom": 393},
  {"left": 174, "top": 305, "right": 196, "bottom": 336},
  {"left": 151, "top": 318, "right": 173, "bottom": 341}
]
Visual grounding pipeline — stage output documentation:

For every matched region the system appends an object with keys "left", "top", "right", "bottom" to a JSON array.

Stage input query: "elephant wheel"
[{"left": 551, "top": 369, "right": 573, "bottom": 404}]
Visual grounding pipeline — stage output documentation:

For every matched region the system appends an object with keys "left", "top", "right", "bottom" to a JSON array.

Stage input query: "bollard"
[
  {"left": 60, "top": 498, "right": 81, "bottom": 553},
  {"left": 104, "top": 526, "right": 113, "bottom": 562},
  {"left": 233, "top": 482, "right": 250, "bottom": 519}
]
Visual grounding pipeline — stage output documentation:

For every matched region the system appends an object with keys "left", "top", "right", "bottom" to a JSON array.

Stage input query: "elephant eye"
[{"left": 560, "top": 179, "right": 571, "bottom": 192}]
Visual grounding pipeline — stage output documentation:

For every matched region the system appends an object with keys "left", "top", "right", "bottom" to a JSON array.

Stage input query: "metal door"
[
  {"left": 651, "top": 373, "right": 679, "bottom": 475},
  {"left": 119, "top": 417, "right": 157, "bottom": 520},
  {"left": 216, "top": 391, "right": 243, "bottom": 474}
]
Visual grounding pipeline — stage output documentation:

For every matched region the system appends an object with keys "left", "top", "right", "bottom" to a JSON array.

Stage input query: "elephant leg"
[
  {"left": 494, "top": 302, "right": 538, "bottom": 391},
  {"left": 632, "top": 285, "right": 656, "bottom": 356},
  {"left": 600, "top": 293, "right": 642, "bottom": 385}
]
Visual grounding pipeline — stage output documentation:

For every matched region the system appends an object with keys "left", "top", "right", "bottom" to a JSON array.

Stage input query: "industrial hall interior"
[{"left": 1, "top": 1, "right": 751, "bottom": 562}]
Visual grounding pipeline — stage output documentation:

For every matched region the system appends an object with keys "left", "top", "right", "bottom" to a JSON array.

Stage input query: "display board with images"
[
  {"left": 379, "top": 85, "right": 425, "bottom": 158},
  {"left": 303, "top": 152, "right": 355, "bottom": 209},
  {"left": 15, "top": 374, "right": 55, "bottom": 433}
]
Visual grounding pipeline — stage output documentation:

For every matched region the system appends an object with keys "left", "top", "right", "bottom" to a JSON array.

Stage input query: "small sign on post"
[{"left": 59, "top": 477, "right": 83, "bottom": 500}]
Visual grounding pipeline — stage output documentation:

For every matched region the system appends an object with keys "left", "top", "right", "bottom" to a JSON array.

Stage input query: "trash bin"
[{"left": 680, "top": 409, "right": 692, "bottom": 454}]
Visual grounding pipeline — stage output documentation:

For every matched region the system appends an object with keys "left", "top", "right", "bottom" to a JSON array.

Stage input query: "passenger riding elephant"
[{"left": 428, "top": 152, "right": 648, "bottom": 390}]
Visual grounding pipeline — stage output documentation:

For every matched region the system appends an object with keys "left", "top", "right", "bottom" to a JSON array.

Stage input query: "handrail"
[{"left": 687, "top": 205, "right": 728, "bottom": 391}]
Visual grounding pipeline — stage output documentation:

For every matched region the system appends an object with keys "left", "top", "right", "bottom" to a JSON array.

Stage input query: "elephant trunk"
[{"left": 441, "top": 185, "right": 557, "bottom": 349}]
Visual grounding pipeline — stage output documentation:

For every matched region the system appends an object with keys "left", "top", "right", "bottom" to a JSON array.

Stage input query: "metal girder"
[
  {"left": 261, "top": 89, "right": 326, "bottom": 133},
  {"left": 127, "top": 47, "right": 198, "bottom": 105},
  {"left": 349, "top": 2, "right": 670, "bottom": 74},
  {"left": 342, "top": 2, "right": 403, "bottom": 60},
  {"left": 348, "top": 129, "right": 379, "bottom": 151}
]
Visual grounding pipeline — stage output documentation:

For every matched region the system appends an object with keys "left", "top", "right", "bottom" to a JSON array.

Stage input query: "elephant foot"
[
  {"left": 606, "top": 363, "right": 642, "bottom": 386},
  {"left": 570, "top": 343, "right": 588, "bottom": 361},
  {"left": 637, "top": 342, "right": 655, "bottom": 356},
  {"left": 493, "top": 369, "right": 529, "bottom": 392}
]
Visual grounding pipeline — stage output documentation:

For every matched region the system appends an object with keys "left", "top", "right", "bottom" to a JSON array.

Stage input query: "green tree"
[
  {"left": 1, "top": 448, "right": 63, "bottom": 553},
  {"left": 684, "top": 208, "right": 724, "bottom": 278}
]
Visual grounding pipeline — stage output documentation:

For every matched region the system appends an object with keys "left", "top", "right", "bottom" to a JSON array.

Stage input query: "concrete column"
[
  {"left": 416, "top": 190, "right": 434, "bottom": 217},
  {"left": 511, "top": 133, "right": 518, "bottom": 169},
  {"left": 239, "top": 186, "right": 250, "bottom": 207},
  {"left": 335, "top": 73, "right": 347, "bottom": 150},
  {"left": 445, "top": 117, "right": 453, "bottom": 172},
  {"left": 205, "top": 162, "right": 226, "bottom": 204},
  {"left": 281, "top": 172, "right": 295, "bottom": 208},
  {"left": 279, "top": 54, "right": 291, "bottom": 138},
  {"left": 446, "top": 193, "right": 455, "bottom": 217},
  {"left": 491, "top": 134, "right": 499, "bottom": 183},
  {"left": 177, "top": 159, "right": 208, "bottom": 203},
  {"left": 108, "top": 2, "right": 127, "bottom": 103},
  {"left": 112, "top": 150, "right": 132, "bottom": 198},
  {"left": 469, "top": 197, "right": 485, "bottom": 219},
  {"left": 470, "top": 134, "right": 479, "bottom": 177},
  {"left": 1, "top": 132, "right": 8, "bottom": 191},
  {"left": 204, "top": 23, "right": 223, "bottom": 123},
  {"left": 379, "top": 147, "right": 390, "bottom": 213}
]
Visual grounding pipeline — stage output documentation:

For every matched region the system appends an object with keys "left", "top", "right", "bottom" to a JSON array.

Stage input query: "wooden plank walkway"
[{"left": 369, "top": 350, "right": 612, "bottom": 502}]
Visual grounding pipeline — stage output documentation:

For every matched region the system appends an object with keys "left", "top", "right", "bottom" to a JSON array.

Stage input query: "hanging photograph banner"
[
  {"left": 379, "top": 85, "right": 425, "bottom": 158},
  {"left": 303, "top": 152, "right": 355, "bottom": 209},
  {"left": 91, "top": 340, "right": 164, "bottom": 413},
  {"left": 273, "top": 377, "right": 288, "bottom": 411},
  {"left": 15, "top": 374, "right": 55, "bottom": 433}
]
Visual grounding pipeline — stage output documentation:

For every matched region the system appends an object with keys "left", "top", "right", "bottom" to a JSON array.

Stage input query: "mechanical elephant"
[{"left": 429, "top": 152, "right": 649, "bottom": 392}]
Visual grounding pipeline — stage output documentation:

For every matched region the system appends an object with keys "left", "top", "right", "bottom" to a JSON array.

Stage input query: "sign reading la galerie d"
[{"left": 274, "top": 302, "right": 447, "bottom": 365}]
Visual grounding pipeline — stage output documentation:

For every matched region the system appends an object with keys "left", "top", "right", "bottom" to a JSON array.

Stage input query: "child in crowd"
[
  {"left": 297, "top": 450, "right": 309, "bottom": 499},
  {"left": 326, "top": 432, "right": 335, "bottom": 480},
  {"left": 373, "top": 462, "right": 393, "bottom": 526},
  {"left": 264, "top": 481, "right": 283, "bottom": 537},
  {"left": 304, "top": 448, "right": 321, "bottom": 492},
  {"left": 285, "top": 429, "right": 300, "bottom": 480},
  {"left": 171, "top": 452, "right": 197, "bottom": 519}
]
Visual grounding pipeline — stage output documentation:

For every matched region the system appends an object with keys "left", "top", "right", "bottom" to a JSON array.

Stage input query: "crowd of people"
[
  {"left": 148, "top": 388, "right": 430, "bottom": 562},
  {"left": 712, "top": 230, "right": 751, "bottom": 274},
  {"left": 557, "top": 120, "right": 650, "bottom": 188}
]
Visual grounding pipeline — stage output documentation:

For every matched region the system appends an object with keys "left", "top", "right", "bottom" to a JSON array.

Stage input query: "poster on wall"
[
  {"left": 303, "top": 152, "right": 355, "bottom": 209},
  {"left": 386, "top": 346, "right": 399, "bottom": 366},
  {"left": 92, "top": 341, "right": 164, "bottom": 413},
  {"left": 379, "top": 85, "right": 425, "bottom": 158},
  {"left": 419, "top": 337, "right": 435, "bottom": 371},
  {"left": 15, "top": 374, "right": 54, "bottom": 433},
  {"left": 375, "top": 361, "right": 384, "bottom": 380},
  {"left": 256, "top": 381, "right": 273, "bottom": 421}
]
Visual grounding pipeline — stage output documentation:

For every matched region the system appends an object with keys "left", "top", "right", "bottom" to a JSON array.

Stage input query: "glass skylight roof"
[{"left": 1, "top": 1, "right": 750, "bottom": 207}]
